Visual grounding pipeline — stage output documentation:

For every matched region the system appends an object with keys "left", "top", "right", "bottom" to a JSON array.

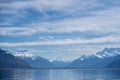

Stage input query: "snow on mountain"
[
  {"left": 13, "top": 50, "right": 54, "bottom": 68},
  {"left": 0, "top": 48, "right": 31, "bottom": 68},
  {"left": 12, "top": 47, "right": 120, "bottom": 68},
  {"left": 96, "top": 48, "right": 120, "bottom": 58},
  {"left": 52, "top": 57, "right": 66, "bottom": 62},
  {"left": 13, "top": 50, "right": 36, "bottom": 60},
  {"left": 78, "top": 48, "right": 120, "bottom": 61},
  {"left": 68, "top": 48, "right": 120, "bottom": 68},
  {"left": 79, "top": 55, "right": 88, "bottom": 61}
]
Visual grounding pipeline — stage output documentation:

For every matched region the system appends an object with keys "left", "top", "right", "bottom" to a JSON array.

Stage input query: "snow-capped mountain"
[
  {"left": 12, "top": 48, "right": 120, "bottom": 68},
  {"left": 51, "top": 59, "right": 71, "bottom": 68},
  {"left": 52, "top": 60, "right": 70, "bottom": 68},
  {"left": 96, "top": 48, "right": 120, "bottom": 58},
  {"left": 13, "top": 50, "right": 52, "bottom": 68},
  {"left": 0, "top": 49, "right": 31, "bottom": 68},
  {"left": 14, "top": 51, "right": 36, "bottom": 60},
  {"left": 68, "top": 48, "right": 120, "bottom": 68},
  {"left": 79, "top": 55, "right": 88, "bottom": 61}
]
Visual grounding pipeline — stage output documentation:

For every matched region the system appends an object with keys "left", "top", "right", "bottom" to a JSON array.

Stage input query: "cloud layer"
[
  {"left": 0, "top": 0, "right": 120, "bottom": 60},
  {"left": 0, "top": 35, "right": 120, "bottom": 47}
]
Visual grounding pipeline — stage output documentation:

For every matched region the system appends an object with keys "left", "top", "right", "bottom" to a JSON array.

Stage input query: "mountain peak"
[
  {"left": 96, "top": 48, "right": 120, "bottom": 58},
  {"left": 79, "top": 55, "right": 88, "bottom": 61},
  {"left": 13, "top": 50, "right": 36, "bottom": 60}
]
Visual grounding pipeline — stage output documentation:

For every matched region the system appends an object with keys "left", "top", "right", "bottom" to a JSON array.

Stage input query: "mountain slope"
[
  {"left": 107, "top": 60, "right": 120, "bottom": 68},
  {"left": 96, "top": 48, "right": 120, "bottom": 58},
  {"left": 14, "top": 52, "right": 52, "bottom": 68},
  {"left": 23, "top": 56, "right": 53, "bottom": 68},
  {"left": 1, "top": 48, "right": 120, "bottom": 69},
  {"left": 107, "top": 54, "right": 120, "bottom": 68},
  {"left": 68, "top": 48, "right": 120, "bottom": 68},
  {"left": 0, "top": 49, "right": 31, "bottom": 68},
  {"left": 68, "top": 55, "right": 102, "bottom": 68}
]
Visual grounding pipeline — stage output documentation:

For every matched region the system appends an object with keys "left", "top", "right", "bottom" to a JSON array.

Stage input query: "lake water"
[{"left": 0, "top": 69, "right": 120, "bottom": 80}]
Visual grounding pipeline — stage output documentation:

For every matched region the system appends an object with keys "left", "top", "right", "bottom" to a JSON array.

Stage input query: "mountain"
[
  {"left": 1, "top": 47, "right": 120, "bottom": 69},
  {"left": 14, "top": 51, "right": 71, "bottom": 68},
  {"left": 106, "top": 54, "right": 120, "bottom": 68},
  {"left": 68, "top": 48, "right": 120, "bottom": 68},
  {"left": 96, "top": 48, "right": 120, "bottom": 58},
  {"left": 52, "top": 60, "right": 71, "bottom": 68},
  {"left": 50, "top": 57, "right": 71, "bottom": 68},
  {"left": 0, "top": 49, "right": 31, "bottom": 68},
  {"left": 14, "top": 51, "right": 53, "bottom": 68},
  {"left": 23, "top": 56, "right": 53, "bottom": 68},
  {"left": 107, "top": 60, "right": 120, "bottom": 68},
  {"left": 13, "top": 48, "right": 120, "bottom": 68},
  {"left": 68, "top": 55, "right": 102, "bottom": 68}
]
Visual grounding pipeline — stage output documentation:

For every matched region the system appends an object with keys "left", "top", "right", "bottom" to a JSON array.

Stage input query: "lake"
[{"left": 0, "top": 69, "right": 120, "bottom": 80}]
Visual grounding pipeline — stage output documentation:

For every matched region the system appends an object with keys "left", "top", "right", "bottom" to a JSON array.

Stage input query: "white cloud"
[
  {"left": 0, "top": 9, "right": 17, "bottom": 14},
  {"left": 0, "top": 7, "right": 120, "bottom": 36},
  {"left": 1, "top": 0, "right": 120, "bottom": 61},
  {"left": 38, "top": 36, "right": 54, "bottom": 41},
  {"left": 0, "top": 0, "right": 120, "bottom": 36},
  {"left": 0, "top": 0, "right": 100, "bottom": 14},
  {"left": 0, "top": 22, "right": 11, "bottom": 25},
  {"left": 0, "top": 27, "right": 36, "bottom": 36},
  {"left": 0, "top": 35, "right": 120, "bottom": 47}
]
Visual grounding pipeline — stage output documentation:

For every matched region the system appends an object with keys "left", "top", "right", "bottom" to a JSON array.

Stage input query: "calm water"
[{"left": 0, "top": 69, "right": 120, "bottom": 80}]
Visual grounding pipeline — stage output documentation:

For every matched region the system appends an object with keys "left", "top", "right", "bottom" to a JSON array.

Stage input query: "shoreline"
[{"left": 0, "top": 68, "right": 120, "bottom": 70}]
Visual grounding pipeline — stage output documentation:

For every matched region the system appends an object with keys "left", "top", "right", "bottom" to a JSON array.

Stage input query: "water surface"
[{"left": 0, "top": 69, "right": 120, "bottom": 80}]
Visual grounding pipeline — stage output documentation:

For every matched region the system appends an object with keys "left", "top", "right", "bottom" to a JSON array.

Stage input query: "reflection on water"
[{"left": 0, "top": 69, "right": 120, "bottom": 80}]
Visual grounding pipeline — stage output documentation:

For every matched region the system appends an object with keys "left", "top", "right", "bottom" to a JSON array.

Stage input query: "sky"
[{"left": 0, "top": 0, "right": 120, "bottom": 61}]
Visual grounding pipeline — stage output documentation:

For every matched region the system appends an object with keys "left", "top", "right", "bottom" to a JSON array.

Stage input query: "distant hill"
[
  {"left": 51, "top": 60, "right": 71, "bottom": 68},
  {"left": 0, "top": 49, "right": 31, "bottom": 69}
]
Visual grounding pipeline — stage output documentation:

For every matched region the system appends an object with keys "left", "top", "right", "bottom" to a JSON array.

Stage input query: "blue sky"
[{"left": 0, "top": 0, "right": 120, "bottom": 61}]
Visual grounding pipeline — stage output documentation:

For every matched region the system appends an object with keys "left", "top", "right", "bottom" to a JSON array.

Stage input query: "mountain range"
[
  {"left": 0, "top": 48, "right": 120, "bottom": 68},
  {"left": 14, "top": 52, "right": 52, "bottom": 68},
  {"left": 0, "top": 49, "right": 31, "bottom": 69},
  {"left": 69, "top": 48, "right": 120, "bottom": 68}
]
